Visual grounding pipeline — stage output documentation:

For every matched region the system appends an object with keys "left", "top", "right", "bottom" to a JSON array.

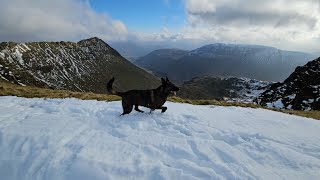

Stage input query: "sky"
[{"left": 0, "top": 0, "right": 320, "bottom": 53}]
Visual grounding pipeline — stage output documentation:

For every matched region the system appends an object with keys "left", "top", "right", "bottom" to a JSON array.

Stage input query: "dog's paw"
[{"left": 161, "top": 107, "right": 167, "bottom": 113}]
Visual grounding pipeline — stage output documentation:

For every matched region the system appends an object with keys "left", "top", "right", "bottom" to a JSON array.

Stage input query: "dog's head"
[{"left": 161, "top": 77, "right": 180, "bottom": 95}]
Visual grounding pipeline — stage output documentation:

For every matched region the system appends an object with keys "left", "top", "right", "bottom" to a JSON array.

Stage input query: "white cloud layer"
[
  {"left": 125, "top": 0, "right": 320, "bottom": 53},
  {"left": 181, "top": 0, "right": 320, "bottom": 52},
  {"left": 0, "top": 0, "right": 128, "bottom": 42}
]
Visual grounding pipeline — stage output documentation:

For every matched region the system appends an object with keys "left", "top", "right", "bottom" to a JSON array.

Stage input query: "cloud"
[
  {"left": 0, "top": 0, "right": 128, "bottom": 42},
  {"left": 181, "top": 0, "right": 320, "bottom": 52},
  {"left": 124, "top": 0, "right": 320, "bottom": 53},
  {"left": 186, "top": 0, "right": 318, "bottom": 29}
]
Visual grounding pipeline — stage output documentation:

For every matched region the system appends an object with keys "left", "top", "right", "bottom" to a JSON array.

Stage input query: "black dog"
[{"left": 107, "top": 77, "right": 179, "bottom": 115}]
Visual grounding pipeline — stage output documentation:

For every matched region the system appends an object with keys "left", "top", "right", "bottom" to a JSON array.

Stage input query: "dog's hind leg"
[
  {"left": 121, "top": 100, "right": 133, "bottom": 115},
  {"left": 149, "top": 106, "right": 167, "bottom": 113},
  {"left": 121, "top": 106, "right": 133, "bottom": 115},
  {"left": 134, "top": 105, "right": 144, "bottom": 113}
]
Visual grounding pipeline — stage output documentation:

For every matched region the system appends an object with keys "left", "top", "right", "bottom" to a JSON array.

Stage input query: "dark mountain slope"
[
  {"left": 135, "top": 43, "right": 314, "bottom": 83},
  {"left": 135, "top": 48, "right": 188, "bottom": 80}
]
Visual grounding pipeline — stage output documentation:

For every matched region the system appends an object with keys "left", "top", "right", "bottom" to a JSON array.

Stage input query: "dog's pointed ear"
[
  {"left": 161, "top": 78, "right": 166, "bottom": 84},
  {"left": 166, "top": 76, "right": 169, "bottom": 82}
]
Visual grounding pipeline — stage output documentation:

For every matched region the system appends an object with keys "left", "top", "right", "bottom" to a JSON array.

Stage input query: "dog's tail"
[{"left": 107, "top": 77, "right": 122, "bottom": 96}]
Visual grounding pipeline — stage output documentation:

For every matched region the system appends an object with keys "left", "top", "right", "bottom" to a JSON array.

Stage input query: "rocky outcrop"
[{"left": 257, "top": 57, "right": 320, "bottom": 110}]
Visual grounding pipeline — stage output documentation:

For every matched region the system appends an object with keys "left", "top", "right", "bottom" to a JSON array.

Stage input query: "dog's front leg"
[{"left": 134, "top": 105, "right": 144, "bottom": 113}]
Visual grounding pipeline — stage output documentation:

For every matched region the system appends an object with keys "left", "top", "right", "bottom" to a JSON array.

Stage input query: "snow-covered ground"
[{"left": 0, "top": 96, "right": 320, "bottom": 180}]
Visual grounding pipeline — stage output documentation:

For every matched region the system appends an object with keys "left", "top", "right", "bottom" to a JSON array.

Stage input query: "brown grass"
[
  {"left": 0, "top": 81, "right": 120, "bottom": 101},
  {"left": 1, "top": 81, "right": 319, "bottom": 120},
  {"left": 168, "top": 96, "right": 259, "bottom": 108},
  {"left": 277, "top": 109, "right": 320, "bottom": 120}
]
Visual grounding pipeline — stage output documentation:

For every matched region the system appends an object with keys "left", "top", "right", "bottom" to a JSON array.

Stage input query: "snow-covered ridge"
[
  {"left": 1, "top": 96, "right": 320, "bottom": 179},
  {"left": 0, "top": 64, "right": 25, "bottom": 85},
  {"left": 0, "top": 37, "right": 158, "bottom": 92},
  {"left": 0, "top": 39, "right": 100, "bottom": 90},
  {"left": 0, "top": 39, "right": 109, "bottom": 91}
]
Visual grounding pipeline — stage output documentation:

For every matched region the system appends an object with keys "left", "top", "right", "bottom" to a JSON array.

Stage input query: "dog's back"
[{"left": 121, "top": 89, "right": 152, "bottom": 106}]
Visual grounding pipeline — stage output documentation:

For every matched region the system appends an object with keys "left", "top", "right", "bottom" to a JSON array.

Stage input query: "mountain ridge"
[
  {"left": 0, "top": 37, "right": 160, "bottom": 93},
  {"left": 135, "top": 43, "right": 314, "bottom": 82}
]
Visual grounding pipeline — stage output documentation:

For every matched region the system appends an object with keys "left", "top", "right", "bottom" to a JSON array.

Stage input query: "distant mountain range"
[
  {"left": 1, "top": 37, "right": 319, "bottom": 110},
  {"left": 257, "top": 57, "right": 320, "bottom": 110},
  {"left": 109, "top": 41, "right": 197, "bottom": 61},
  {"left": 134, "top": 48, "right": 189, "bottom": 78},
  {"left": 135, "top": 44, "right": 315, "bottom": 82},
  {"left": 0, "top": 37, "right": 159, "bottom": 93}
]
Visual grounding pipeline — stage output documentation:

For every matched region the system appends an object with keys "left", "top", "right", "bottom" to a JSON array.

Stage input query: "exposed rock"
[{"left": 257, "top": 57, "right": 320, "bottom": 110}]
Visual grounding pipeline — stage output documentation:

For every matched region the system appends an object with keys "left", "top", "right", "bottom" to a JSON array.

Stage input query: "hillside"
[
  {"left": 257, "top": 57, "right": 320, "bottom": 110},
  {"left": 1, "top": 96, "right": 320, "bottom": 179},
  {"left": 0, "top": 37, "right": 159, "bottom": 93},
  {"left": 135, "top": 44, "right": 314, "bottom": 82},
  {"left": 179, "top": 76, "right": 271, "bottom": 102},
  {"left": 134, "top": 48, "right": 188, "bottom": 78}
]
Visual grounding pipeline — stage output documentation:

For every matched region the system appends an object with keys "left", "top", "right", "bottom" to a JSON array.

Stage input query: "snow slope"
[{"left": 0, "top": 96, "right": 320, "bottom": 180}]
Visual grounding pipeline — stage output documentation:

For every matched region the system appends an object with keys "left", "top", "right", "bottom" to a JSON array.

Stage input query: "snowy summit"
[{"left": 0, "top": 96, "right": 320, "bottom": 179}]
